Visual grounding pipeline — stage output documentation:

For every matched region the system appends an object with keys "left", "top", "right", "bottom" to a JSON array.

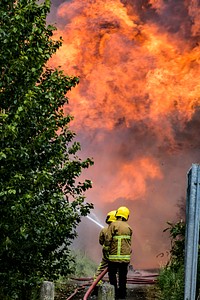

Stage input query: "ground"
[
  {"left": 55, "top": 284, "right": 159, "bottom": 299},
  {"left": 55, "top": 269, "right": 160, "bottom": 300}
]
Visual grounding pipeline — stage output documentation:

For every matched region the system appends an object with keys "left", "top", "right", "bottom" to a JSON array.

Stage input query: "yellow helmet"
[
  {"left": 106, "top": 210, "right": 117, "bottom": 223},
  {"left": 116, "top": 206, "right": 130, "bottom": 220}
]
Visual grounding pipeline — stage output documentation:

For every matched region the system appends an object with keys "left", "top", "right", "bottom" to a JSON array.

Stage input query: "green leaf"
[{"left": 0, "top": 0, "right": 93, "bottom": 298}]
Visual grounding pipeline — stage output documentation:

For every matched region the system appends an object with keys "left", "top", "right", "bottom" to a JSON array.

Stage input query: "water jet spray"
[{"left": 86, "top": 215, "right": 104, "bottom": 229}]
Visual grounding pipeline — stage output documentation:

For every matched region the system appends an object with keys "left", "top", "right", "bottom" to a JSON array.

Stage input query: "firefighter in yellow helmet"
[
  {"left": 103, "top": 206, "right": 132, "bottom": 299},
  {"left": 93, "top": 210, "right": 117, "bottom": 281}
]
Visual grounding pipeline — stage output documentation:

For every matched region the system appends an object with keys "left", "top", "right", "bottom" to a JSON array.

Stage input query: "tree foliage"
[
  {"left": 0, "top": 0, "right": 93, "bottom": 298},
  {"left": 157, "top": 221, "right": 186, "bottom": 300},
  {"left": 163, "top": 220, "right": 185, "bottom": 270}
]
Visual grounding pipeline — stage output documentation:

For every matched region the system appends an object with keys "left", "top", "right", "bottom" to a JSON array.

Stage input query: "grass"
[{"left": 54, "top": 250, "right": 98, "bottom": 299}]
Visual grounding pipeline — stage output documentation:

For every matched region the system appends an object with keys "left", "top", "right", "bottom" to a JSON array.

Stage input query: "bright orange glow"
[
  {"left": 49, "top": 0, "right": 200, "bottom": 268},
  {"left": 50, "top": 0, "right": 200, "bottom": 134},
  {"left": 87, "top": 157, "right": 163, "bottom": 203}
]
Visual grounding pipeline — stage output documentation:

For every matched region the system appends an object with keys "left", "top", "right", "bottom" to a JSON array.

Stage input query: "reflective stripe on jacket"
[{"left": 104, "top": 220, "right": 132, "bottom": 263}]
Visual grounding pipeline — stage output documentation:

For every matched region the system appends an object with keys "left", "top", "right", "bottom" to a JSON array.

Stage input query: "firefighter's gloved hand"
[{"left": 102, "top": 245, "right": 109, "bottom": 260}]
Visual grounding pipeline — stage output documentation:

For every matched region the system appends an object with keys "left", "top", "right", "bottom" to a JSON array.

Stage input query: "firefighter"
[
  {"left": 93, "top": 210, "right": 117, "bottom": 281},
  {"left": 103, "top": 206, "right": 132, "bottom": 299}
]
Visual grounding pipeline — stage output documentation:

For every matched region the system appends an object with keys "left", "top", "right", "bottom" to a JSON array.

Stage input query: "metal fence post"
[{"left": 184, "top": 164, "right": 200, "bottom": 300}]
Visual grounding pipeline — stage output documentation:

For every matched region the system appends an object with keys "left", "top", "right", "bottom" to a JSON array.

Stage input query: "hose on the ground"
[{"left": 83, "top": 267, "right": 108, "bottom": 300}]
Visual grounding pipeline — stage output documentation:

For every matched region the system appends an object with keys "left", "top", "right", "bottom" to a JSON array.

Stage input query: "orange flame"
[
  {"left": 51, "top": 0, "right": 200, "bottom": 133},
  {"left": 49, "top": 0, "right": 200, "bottom": 268}
]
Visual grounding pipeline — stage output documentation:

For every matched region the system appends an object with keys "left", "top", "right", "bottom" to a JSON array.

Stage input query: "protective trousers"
[
  {"left": 94, "top": 257, "right": 108, "bottom": 279},
  {"left": 108, "top": 261, "right": 129, "bottom": 299}
]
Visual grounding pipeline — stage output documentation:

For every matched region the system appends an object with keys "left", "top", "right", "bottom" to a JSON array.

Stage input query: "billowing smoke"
[{"left": 48, "top": 0, "right": 200, "bottom": 269}]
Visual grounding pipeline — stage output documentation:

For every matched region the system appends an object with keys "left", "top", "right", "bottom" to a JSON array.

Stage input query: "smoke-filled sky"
[{"left": 48, "top": 0, "right": 200, "bottom": 269}]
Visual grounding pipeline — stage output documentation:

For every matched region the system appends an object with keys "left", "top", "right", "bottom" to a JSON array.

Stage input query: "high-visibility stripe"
[
  {"left": 109, "top": 254, "right": 130, "bottom": 260},
  {"left": 109, "top": 235, "right": 131, "bottom": 261},
  {"left": 113, "top": 235, "right": 131, "bottom": 240}
]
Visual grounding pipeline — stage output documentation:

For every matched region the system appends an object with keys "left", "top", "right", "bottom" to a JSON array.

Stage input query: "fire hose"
[
  {"left": 66, "top": 269, "right": 158, "bottom": 299},
  {"left": 65, "top": 267, "right": 108, "bottom": 300},
  {"left": 65, "top": 284, "right": 88, "bottom": 300},
  {"left": 83, "top": 267, "right": 108, "bottom": 300}
]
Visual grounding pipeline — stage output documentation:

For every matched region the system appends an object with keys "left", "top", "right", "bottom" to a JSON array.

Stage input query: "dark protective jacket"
[
  {"left": 104, "top": 220, "right": 132, "bottom": 263},
  {"left": 99, "top": 227, "right": 107, "bottom": 245}
]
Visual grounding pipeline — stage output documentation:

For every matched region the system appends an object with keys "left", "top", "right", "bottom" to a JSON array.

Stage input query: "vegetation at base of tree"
[
  {"left": 157, "top": 264, "right": 184, "bottom": 300},
  {"left": 54, "top": 250, "right": 98, "bottom": 299},
  {"left": 72, "top": 249, "right": 98, "bottom": 277},
  {"left": 156, "top": 220, "right": 200, "bottom": 300},
  {"left": 0, "top": 0, "right": 94, "bottom": 299}
]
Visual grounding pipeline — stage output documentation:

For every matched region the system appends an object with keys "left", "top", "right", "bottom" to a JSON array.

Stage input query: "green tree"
[{"left": 0, "top": 0, "right": 93, "bottom": 298}]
